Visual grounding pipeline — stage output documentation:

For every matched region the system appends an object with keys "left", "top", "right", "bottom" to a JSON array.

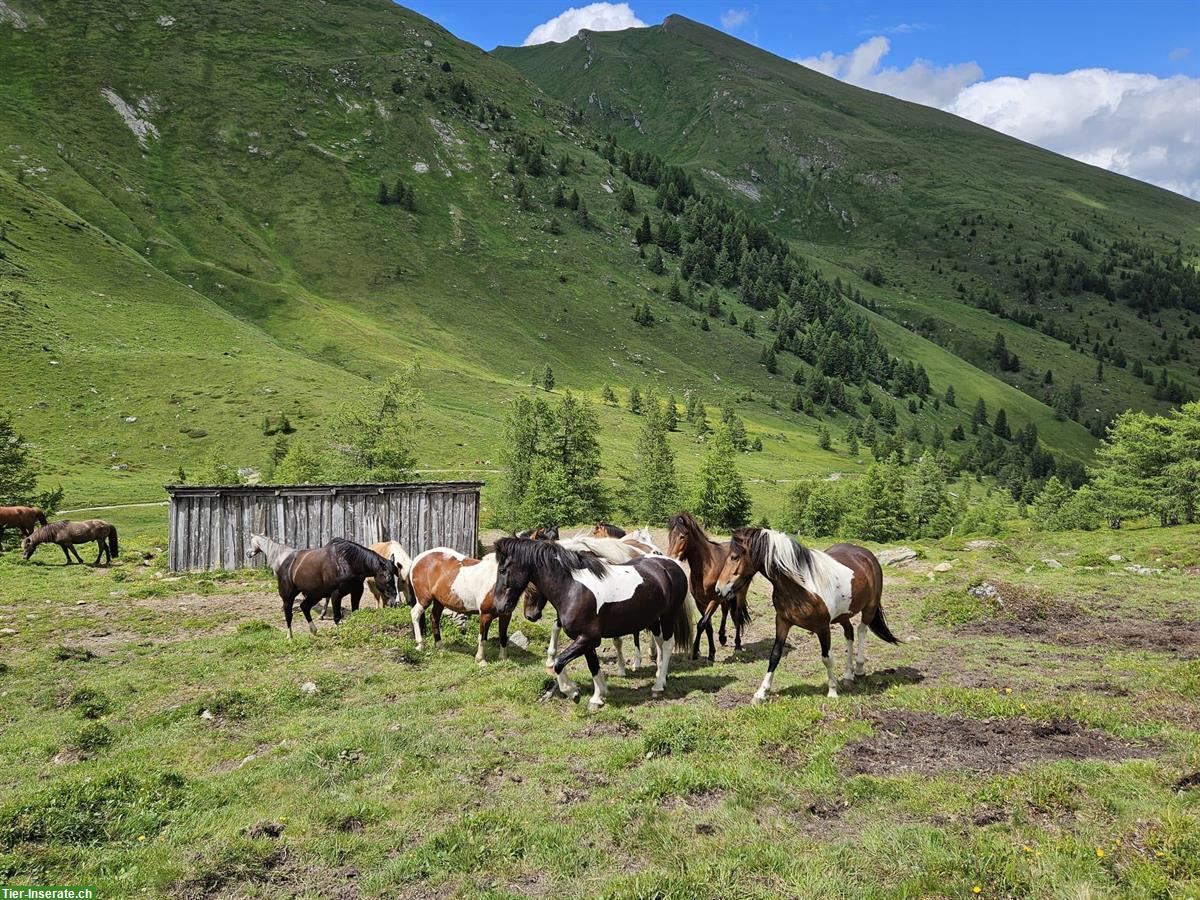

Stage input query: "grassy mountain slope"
[
  {"left": 495, "top": 17, "right": 1200, "bottom": 428},
  {"left": 2, "top": 0, "right": 1095, "bottom": 511}
]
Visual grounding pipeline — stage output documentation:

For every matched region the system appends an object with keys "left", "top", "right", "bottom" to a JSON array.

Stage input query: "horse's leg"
[
  {"left": 283, "top": 592, "right": 296, "bottom": 639},
  {"left": 546, "top": 617, "right": 561, "bottom": 671},
  {"left": 584, "top": 646, "right": 608, "bottom": 711},
  {"left": 692, "top": 600, "right": 718, "bottom": 660},
  {"left": 430, "top": 601, "right": 444, "bottom": 648},
  {"left": 705, "top": 618, "right": 716, "bottom": 662},
  {"left": 410, "top": 600, "right": 426, "bottom": 650},
  {"left": 60, "top": 543, "right": 73, "bottom": 564},
  {"left": 855, "top": 615, "right": 869, "bottom": 677},
  {"left": 551, "top": 635, "right": 595, "bottom": 703},
  {"left": 752, "top": 615, "right": 793, "bottom": 705},
  {"left": 651, "top": 628, "right": 674, "bottom": 698},
  {"left": 497, "top": 613, "right": 510, "bottom": 662},
  {"left": 94, "top": 540, "right": 104, "bottom": 566},
  {"left": 476, "top": 612, "right": 492, "bottom": 665},
  {"left": 349, "top": 582, "right": 363, "bottom": 613},
  {"left": 718, "top": 603, "right": 729, "bottom": 647},
  {"left": 818, "top": 624, "right": 838, "bottom": 698},
  {"left": 840, "top": 619, "right": 855, "bottom": 685},
  {"left": 612, "top": 636, "right": 628, "bottom": 677},
  {"left": 331, "top": 592, "right": 344, "bottom": 627},
  {"left": 300, "top": 595, "right": 321, "bottom": 636},
  {"left": 71, "top": 544, "right": 85, "bottom": 564},
  {"left": 631, "top": 631, "right": 642, "bottom": 669}
]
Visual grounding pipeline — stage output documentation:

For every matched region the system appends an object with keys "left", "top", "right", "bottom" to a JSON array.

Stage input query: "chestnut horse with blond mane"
[{"left": 716, "top": 527, "right": 898, "bottom": 703}]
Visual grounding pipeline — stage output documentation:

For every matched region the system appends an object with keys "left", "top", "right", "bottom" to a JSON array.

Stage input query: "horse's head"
[
  {"left": 716, "top": 527, "right": 761, "bottom": 599},
  {"left": 492, "top": 536, "right": 536, "bottom": 618},
  {"left": 248, "top": 534, "right": 266, "bottom": 559},
  {"left": 666, "top": 511, "right": 693, "bottom": 560},
  {"left": 20, "top": 535, "right": 36, "bottom": 560},
  {"left": 378, "top": 557, "right": 401, "bottom": 607}
]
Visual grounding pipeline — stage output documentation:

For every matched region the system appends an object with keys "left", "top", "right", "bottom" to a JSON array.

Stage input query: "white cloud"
[
  {"left": 1169, "top": 47, "right": 1191, "bottom": 63},
  {"left": 797, "top": 36, "right": 981, "bottom": 107},
  {"left": 522, "top": 2, "right": 645, "bottom": 46},
  {"left": 796, "top": 37, "right": 1200, "bottom": 199},
  {"left": 720, "top": 8, "right": 749, "bottom": 30}
]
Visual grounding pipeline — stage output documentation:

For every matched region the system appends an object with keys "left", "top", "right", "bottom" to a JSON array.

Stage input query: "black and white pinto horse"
[{"left": 492, "top": 537, "right": 696, "bottom": 710}]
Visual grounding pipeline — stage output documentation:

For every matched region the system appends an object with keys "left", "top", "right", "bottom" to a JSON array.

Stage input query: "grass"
[{"left": 1, "top": 507, "right": 1198, "bottom": 896}]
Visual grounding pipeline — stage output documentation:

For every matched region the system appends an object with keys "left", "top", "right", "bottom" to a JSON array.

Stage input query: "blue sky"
[{"left": 402, "top": 1, "right": 1200, "bottom": 198}]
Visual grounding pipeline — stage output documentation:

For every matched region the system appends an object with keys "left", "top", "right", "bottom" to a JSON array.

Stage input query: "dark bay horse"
[
  {"left": 518, "top": 525, "right": 560, "bottom": 541},
  {"left": 251, "top": 534, "right": 398, "bottom": 638},
  {"left": 23, "top": 520, "right": 117, "bottom": 566},
  {"left": 667, "top": 511, "right": 750, "bottom": 660},
  {"left": 715, "top": 527, "right": 898, "bottom": 702},
  {"left": 1, "top": 506, "right": 47, "bottom": 547},
  {"left": 590, "top": 522, "right": 626, "bottom": 538},
  {"left": 406, "top": 548, "right": 511, "bottom": 664},
  {"left": 493, "top": 537, "right": 695, "bottom": 709}
]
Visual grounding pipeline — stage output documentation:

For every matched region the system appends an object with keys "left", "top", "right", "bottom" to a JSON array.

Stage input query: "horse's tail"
[
  {"left": 107, "top": 525, "right": 119, "bottom": 558},
  {"left": 673, "top": 574, "right": 698, "bottom": 651},
  {"left": 35, "top": 509, "right": 47, "bottom": 526},
  {"left": 402, "top": 574, "right": 417, "bottom": 608},
  {"left": 867, "top": 602, "right": 902, "bottom": 644}
]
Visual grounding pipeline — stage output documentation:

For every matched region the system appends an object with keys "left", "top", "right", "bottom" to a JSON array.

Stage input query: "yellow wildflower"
[
  {"left": 1096, "top": 848, "right": 1106, "bottom": 858},
  {"left": 972, "top": 887, "right": 982, "bottom": 895}
]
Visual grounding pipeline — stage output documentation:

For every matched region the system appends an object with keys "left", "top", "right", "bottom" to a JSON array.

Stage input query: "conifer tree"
[
  {"left": 625, "top": 401, "right": 680, "bottom": 524},
  {"left": 601, "top": 383, "right": 617, "bottom": 405},
  {"left": 691, "top": 425, "right": 751, "bottom": 530},
  {"left": 541, "top": 364, "right": 555, "bottom": 392},
  {"left": 664, "top": 393, "right": 679, "bottom": 431},
  {"left": 628, "top": 386, "right": 643, "bottom": 415}
]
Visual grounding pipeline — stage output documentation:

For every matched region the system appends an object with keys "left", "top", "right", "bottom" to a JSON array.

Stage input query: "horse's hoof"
[
  {"left": 539, "top": 688, "right": 558, "bottom": 703},
  {"left": 651, "top": 689, "right": 664, "bottom": 700},
  {"left": 707, "top": 654, "right": 716, "bottom": 663},
  {"left": 308, "top": 625, "right": 318, "bottom": 636},
  {"left": 826, "top": 689, "right": 839, "bottom": 699},
  {"left": 719, "top": 635, "right": 728, "bottom": 647},
  {"left": 569, "top": 690, "right": 581, "bottom": 704},
  {"left": 751, "top": 692, "right": 768, "bottom": 706},
  {"left": 476, "top": 659, "right": 488, "bottom": 667},
  {"left": 855, "top": 667, "right": 866, "bottom": 677},
  {"left": 587, "top": 700, "right": 604, "bottom": 712}
]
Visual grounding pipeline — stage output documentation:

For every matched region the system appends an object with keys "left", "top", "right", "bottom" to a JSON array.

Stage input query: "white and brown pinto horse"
[
  {"left": 493, "top": 537, "right": 695, "bottom": 710},
  {"left": 716, "top": 527, "right": 898, "bottom": 702},
  {"left": 406, "top": 548, "right": 510, "bottom": 664}
]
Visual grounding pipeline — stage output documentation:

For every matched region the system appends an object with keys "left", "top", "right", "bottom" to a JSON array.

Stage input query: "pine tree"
[
  {"left": 0, "top": 409, "right": 48, "bottom": 510},
  {"left": 625, "top": 401, "right": 680, "bottom": 524},
  {"left": 567, "top": 188, "right": 580, "bottom": 211},
  {"left": 541, "top": 364, "right": 555, "bottom": 392},
  {"left": 972, "top": 397, "right": 988, "bottom": 428},
  {"left": 906, "top": 453, "right": 949, "bottom": 537},
  {"left": 817, "top": 425, "right": 831, "bottom": 451},
  {"left": 636, "top": 213, "right": 653, "bottom": 245},
  {"left": 576, "top": 198, "right": 589, "bottom": 227},
  {"left": 377, "top": 180, "right": 390, "bottom": 205},
  {"left": 843, "top": 459, "right": 909, "bottom": 541},
  {"left": 664, "top": 393, "right": 680, "bottom": 431},
  {"left": 845, "top": 428, "right": 859, "bottom": 456},
  {"left": 543, "top": 391, "right": 608, "bottom": 521},
  {"left": 629, "top": 386, "right": 643, "bottom": 415},
  {"left": 552, "top": 182, "right": 566, "bottom": 208},
  {"left": 944, "top": 385, "right": 957, "bottom": 407},
  {"left": 667, "top": 273, "right": 682, "bottom": 303},
  {"left": 761, "top": 345, "right": 777, "bottom": 373},
  {"left": 331, "top": 363, "right": 421, "bottom": 480},
  {"left": 601, "top": 383, "right": 617, "bottom": 405},
  {"left": 695, "top": 405, "right": 711, "bottom": 439},
  {"left": 619, "top": 184, "right": 636, "bottom": 213},
  {"left": 993, "top": 407, "right": 1010, "bottom": 439},
  {"left": 648, "top": 247, "right": 665, "bottom": 275},
  {"left": 691, "top": 425, "right": 752, "bottom": 530}
]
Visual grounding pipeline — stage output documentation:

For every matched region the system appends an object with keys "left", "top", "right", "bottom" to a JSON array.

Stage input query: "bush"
[{"left": 72, "top": 722, "right": 114, "bottom": 752}]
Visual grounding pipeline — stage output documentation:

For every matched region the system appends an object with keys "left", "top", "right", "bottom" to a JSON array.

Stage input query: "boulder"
[
  {"left": 878, "top": 547, "right": 918, "bottom": 566},
  {"left": 932, "top": 562, "right": 953, "bottom": 573},
  {"left": 966, "top": 540, "right": 1001, "bottom": 551},
  {"left": 1041, "top": 558, "right": 1063, "bottom": 569}
]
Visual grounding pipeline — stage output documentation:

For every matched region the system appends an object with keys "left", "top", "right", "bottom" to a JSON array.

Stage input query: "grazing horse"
[
  {"left": 406, "top": 548, "right": 511, "bottom": 664},
  {"left": 23, "top": 520, "right": 118, "bottom": 566},
  {"left": 365, "top": 540, "right": 414, "bottom": 609},
  {"left": 493, "top": 537, "right": 695, "bottom": 709},
  {"left": 591, "top": 522, "right": 626, "bottom": 538},
  {"left": 666, "top": 511, "right": 750, "bottom": 660},
  {"left": 0, "top": 506, "right": 47, "bottom": 547},
  {"left": 251, "top": 534, "right": 397, "bottom": 638},
  {"left": 715, "top": 527, "right": 898, "bottom": 702}
]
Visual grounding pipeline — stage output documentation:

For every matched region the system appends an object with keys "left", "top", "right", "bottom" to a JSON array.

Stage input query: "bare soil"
[
  {"left": 841, "top": 709, "right": 1153, "bottom": 775},
  {"left": 965, "top": 614, "right": 1200, "bottom": 657}
]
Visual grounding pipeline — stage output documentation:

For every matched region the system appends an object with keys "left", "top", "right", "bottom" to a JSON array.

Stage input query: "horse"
[
  {"left": 666, "top": 511, "right": 751, "bottom": 660},
  {"left": 365, "top": 540, "right": 413, "bottom": 608},
  {"left": 591, "top": 522, "right": 626, "bottom": 538},
  {"left": 550, "top": 534, "right": 662, "bottom": 674},
  {"left": 492, "top": 536, "right": 695, "bottom": 710},
  {"left": 22, "top": 520, "right": 118, "bottom": 566},
  {"left": 0, "top": 506, "right": 47, "bottom": 547},
  {"left": 250, "top": 534, "right": 398, "bottom": 638},
  {"left": 715, "top": 527, "right": 898, "bottom": 702},
  {"left": 406, "top": 548, "right": 511, "bottom": 665},
  {"left": 619, "top": 527, "right": 663, "bottom": 555},
  {"left": 518, "top": 525, "right": 560, "bottom": 541}
]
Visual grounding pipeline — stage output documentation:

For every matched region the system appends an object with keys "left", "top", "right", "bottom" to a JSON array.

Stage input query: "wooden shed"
[{"left": 165, "top": 482, "right": 483, "bottom": 572}]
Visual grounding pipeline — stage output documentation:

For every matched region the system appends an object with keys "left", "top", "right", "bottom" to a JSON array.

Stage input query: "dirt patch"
[
  {"left": 842, "top": 710, "right": 1153, "bottom": 776},
  {"left": 966, "top": 614, "right": 1200, "bottom": 658},
  {"left": 1176, "top": 772, "right": 1200, "bottom": 792},
  {"left": 661, "top": 788, "right": 728, "bottom": 811}
]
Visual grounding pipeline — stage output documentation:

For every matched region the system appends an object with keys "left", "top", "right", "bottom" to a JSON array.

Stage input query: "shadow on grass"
[{"left": 774, "top": 665, "right": 925, "bottom": 698}]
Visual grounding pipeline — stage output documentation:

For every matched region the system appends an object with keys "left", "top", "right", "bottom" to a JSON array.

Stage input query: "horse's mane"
[
  {"left": 595, "top": 522, "right": 626, "bottom": 538},
  {"left": 667, "top": 510, "right": 704, "bottom": 538},
  {"left": 27, "top": 521, "right": 65, "bottom": 543},
  {"left": 495, "top": 536, "right": 608, "bottom": 578},
  {"left": 329, "top": 538, "right": 390, "bottom": 573},
  {"left": 733, "top": 527, "right": 814, "bottom": 583}
]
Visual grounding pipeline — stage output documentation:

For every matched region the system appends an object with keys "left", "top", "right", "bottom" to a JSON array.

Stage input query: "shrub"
[
  {"left": 68, "top": 687, "right": 111, "bottom": 719},
  {"left": 72, "top": 722, "right": 114, "bottom": 752}
]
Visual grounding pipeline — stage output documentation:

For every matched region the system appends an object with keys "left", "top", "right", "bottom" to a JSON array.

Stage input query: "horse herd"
[
  {"left": 247, "top": 513, "right": 900, "bottom": 709},
  {"left": 1, "top": 506, "right": 120, "bottom": 566}
]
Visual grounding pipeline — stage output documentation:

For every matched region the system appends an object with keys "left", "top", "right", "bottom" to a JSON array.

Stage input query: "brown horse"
[
  {"left": 0, "top": 506, "right": 47, "bottom": 547},
  {"left": 250, "top": 534, "right": 398, "bottom": 638},
  {"left": 590, "top": 522, "right": 626, "bottom": 538},
  {"left": 667, "top": 511, "right": 750, "bottom": 660},
  {"left": 407, "top": 548, "right": 511, "bottom": 665},
  {"left": 23, "top": 520, "right": 118, "bottom": 566},
  {"left": 365, "top": 540, "right": 414, "bottom": 609},
  {"left": 715, "top": 527, "right": 898, "bottom": 702}
]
